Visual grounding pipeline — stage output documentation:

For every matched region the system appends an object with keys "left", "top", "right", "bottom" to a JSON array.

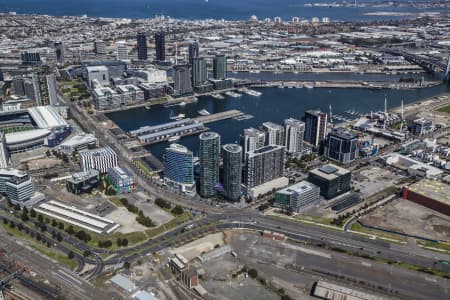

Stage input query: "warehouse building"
[{"left": 402, "top": 179, "right": 450, "bottom": 216}]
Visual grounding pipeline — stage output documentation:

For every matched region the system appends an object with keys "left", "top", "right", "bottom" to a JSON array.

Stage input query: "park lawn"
[
  {"left": 108, "top": 197, "right": 124, "bottom": 207},
  {"left": 437, "top": 105, "right": 450, "bottom": 114},
  {"left": 418, "top": 240, "right": 450, "bottom": 252},
  {"left": 350, "top": 222, "right": 406, "bottom": 243}
]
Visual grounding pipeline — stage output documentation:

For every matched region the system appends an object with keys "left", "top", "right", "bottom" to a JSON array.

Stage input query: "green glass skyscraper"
[{"left": 213, "top": 54, "right": 227, "bottom": 80}]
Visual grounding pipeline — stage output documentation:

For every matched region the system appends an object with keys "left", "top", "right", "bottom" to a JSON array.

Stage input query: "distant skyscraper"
[
  {"left": 173, "top": 64, "right": 193, "bottom": 96},
  {"left": 284, "top": 118, "right": 305, "bottom": 154},
  {"left": 245, "top": 145, "right": 285, "bottom": 189},
  {"left": 188, "top": 42, "right": 199, "bottom": 64},
  {"left": 304, "top": 109, "right": 327, "bottom": 147},
  {"left": 24, "top": 77, "right": 37, "bottom": 100},
  {"left": 94, "top": 40, "right": 107, "bottom": 55},
  {"left": 0, "top": 132, "right": 10, "bottom": 169},
  {"left": 213, "top": 54, "right": 227, "bottom": 80},
  {"left": 55, "top": 42, "right": 65, "bottom": 65},
  {"left": 240, "top": 128, "right": 265, "bottom": 160},
  {"left": 164, "top": 144, "right": 195, "bottom": 194},
  {"left": 191, "top": 57, "right": 208, "bottom": 87},
  {"left": 155, "top": 32, "right": 166, "bottom": 62},
  {"left": 137, "top": 32, "right": 148, "bottom": 60},
  {"left": 199, "top": 132, "right": 221, "bottom": 197},
  {"left": 0, "top": 68, "right": 3, "bottom": 81},
  {"left": 13, "top": 76, "right": 25, "bottom": 96},
  {"left": 116, "top": 41, "right": 128, "bottom": 61},
  {"left": 222, "top": 144, "right": 242, "bottom": 202},
  {"left": 262, "top": 122, "right": 285, "bottom": 146},
  {"left": 21, "top": 51, "right": 41, "bottom": 65},
  {"left": 324, "top": 128, "right": 359, "bottom": 164}
]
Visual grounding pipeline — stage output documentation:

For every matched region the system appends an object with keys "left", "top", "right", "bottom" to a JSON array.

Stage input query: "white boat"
[
  {"left": 170, "top": 113, "right": 186, "bottom": 121},
  {"left": 178, "top": 101, "right": 186, "bottom": 106},
  {"left": 198, "top": 109, "right": 211, "bottom": 116},
  {"left": 242, "top": 88, "right": 262, "bottom": 97},
  {"left": 224, "top": 91, "right": 242, "bottom": 98},
  {"left": 304, "top": 84, "right": 314, "bottom": 89},
  {"left": 189, "top": 96, "right": 198, "bottom": 102},
  {"left": 211, "top": 93, "right": 225, "bottom": 100},
  {"left": 168, "top": 136, "right": 180, "bottom": 142}
]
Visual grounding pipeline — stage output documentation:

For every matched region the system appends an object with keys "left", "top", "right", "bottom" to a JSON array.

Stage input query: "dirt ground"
[
  {"left": 360, "top": 198, "right": 450, "bottom": 242},
  {"left": 105, "top": 207, "right": 148, "bottom": 233},
  {"left": 170, "top": 233, "right": 224, "bottom": 261}
]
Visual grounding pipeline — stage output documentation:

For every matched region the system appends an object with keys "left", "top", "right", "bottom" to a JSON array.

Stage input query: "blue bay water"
[
  {"left": 107, "top": 84, "right": 450, "bottom": 161},
  {"left": 0, "top": 0, "right": 443, "bottom": 21}
]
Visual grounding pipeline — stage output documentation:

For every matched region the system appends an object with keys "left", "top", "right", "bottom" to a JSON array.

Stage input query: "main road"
[{"left": 53, "top": 91, "right": 450, "bottom": 281}]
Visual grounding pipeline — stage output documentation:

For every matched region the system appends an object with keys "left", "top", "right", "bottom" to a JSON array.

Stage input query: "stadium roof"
[
  {"left": 28, "top": 106, "right": 68, "bottom": 129},
  {"left": 5, "top": 128, "right": 51, "bottom": 144}
]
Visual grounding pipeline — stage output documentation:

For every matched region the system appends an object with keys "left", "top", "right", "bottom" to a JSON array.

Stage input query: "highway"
[{"left": 43, "top": 90, "right": 450, "bottom": 284}]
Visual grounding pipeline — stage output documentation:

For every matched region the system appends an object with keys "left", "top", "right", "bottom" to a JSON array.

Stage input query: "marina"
[
  {"left": 211, "top": 93, "right": 225, "bottom": 100},
  {"left": 193, "top": 109, "right": 245, "bottom": 124},
  {"left": 224, "top": 91, "right": 242, "bottom": 98},
  {"left": 234, "top": 114, "right": 254, "bottom": 121}
]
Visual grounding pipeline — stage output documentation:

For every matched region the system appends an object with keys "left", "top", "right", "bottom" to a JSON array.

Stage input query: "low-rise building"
[
  {"left": 116, "top": 84, "right": 145, "bottom": 105},
  {"left": 85, "top": 66, "right": 109, "bottom": 88},
  {"left": 66, "top": 170, "right": 100, "bottom": 195},
  {"left": 402, "top": 179, "right": 450, "bottom": 216},
  {"left": 93, "top": 87, "right": 121, "bottom": 110},
  {"left": 274, "top": 180, "right": 320, "bottom": 212},
  {"left": 107, "top": 166, "right": 135, "bottom": 194},
  {"left": 80, "top": 146, "right": 118, "bottom": 173},
  {"left": 308, "top": 164, "right": 351, "bottom": 199},
  {"left": 412, "top": 118, "right": 433, "bottom": 136},
  {"left": 0, "top": 168, "right": 34, "bottom": 205},
  {"left": 59, "top": 133, "right": 98, "bottom": 154}
]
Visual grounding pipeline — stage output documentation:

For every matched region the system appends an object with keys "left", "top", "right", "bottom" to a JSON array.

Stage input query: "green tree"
[
  {"left": 171, "top": 205, "right": 184, "bottom": 215},
  {"left": 248, "top": 269, "right": 258, "bottom": 279},
  {"left": 30, "top": 209, "right": 36, "bottom": 218},
  {"left": 66, "top": 225, "right": 74, "bottom": 235},
  {"left": 122, "top": 238, "right": 128, "bottom": 247},
  {"left": 21, "top": 211, "right": 29, "bottom": 222},
  {"left": 68, "top": 251, "right": 75, "bottom": 259}
]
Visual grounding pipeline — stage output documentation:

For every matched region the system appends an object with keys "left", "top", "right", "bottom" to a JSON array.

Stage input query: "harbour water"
[
  {"left": 0, "top": 0, "right": 445, "bottom": 21},
  {"left": 107, "top": 83, "right": 450, "bottom": 160}
]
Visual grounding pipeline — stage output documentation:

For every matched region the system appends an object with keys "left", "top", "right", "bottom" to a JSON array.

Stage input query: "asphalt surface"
[{"left": 4, "top": 91, "right": 438, "bottom": 295}]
